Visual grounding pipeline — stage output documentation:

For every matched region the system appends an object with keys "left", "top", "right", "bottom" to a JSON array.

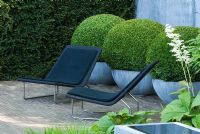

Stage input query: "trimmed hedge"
[
  {"left": 102, "top": 19, "right": 164, "bottom": 71},
  {"left": 71, "top": 14, "right": 125, "bottom": 49},
  {"left": 0, "top": 0, "right": 11, "bottom": 78},
  {"left": 0, "top": 0, "right": 11, "bottom": 32},
  {"left": 146, "top": 26, "right": 200, "bottom": 81},
  {"left": 0, "top": 0, "right": 134, "bottom": 80}
]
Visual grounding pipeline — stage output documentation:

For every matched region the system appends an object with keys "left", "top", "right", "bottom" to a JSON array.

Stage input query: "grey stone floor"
[{"left": 0, "top": 81, "right": 162, "bottom": 134}]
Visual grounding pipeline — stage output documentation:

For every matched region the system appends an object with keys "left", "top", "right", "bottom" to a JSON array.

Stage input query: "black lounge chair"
[
  {"left": 66, "top": 61, "right": 159, "bottom": 120},
  {"left": 18, "top": 45, "right": 101, "bottom": 103}
]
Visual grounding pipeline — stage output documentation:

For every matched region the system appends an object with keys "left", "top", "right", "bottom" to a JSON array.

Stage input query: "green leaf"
[
  {"left": 118, "top": 108, "right": 130, "bottom": 115},
  {"left": 170, "top": 87, "right": 187, "bottom": 95},
  {"left": 179, "top": 81, "right": 188, "bottom": 87},
  {"left": 91, "top": 115, "right": 113, "bottom": 133},
  {"left": 91, "top": 108, "right": 155, "bottom": 133},
  {"left": 106, "top": 125, "right": 114, "bottom": 134},
  {"left": 192, "top": 91, "right": 200, "bottom": 108},
  {"left": 178, "top": 91, "right": 191, "bottom": 111},
  {"left": 192, "top": 114, "right": 200, "bottom": 128},
  {"left": 161, "top": 100, "right": 189, "bottom": 122}
]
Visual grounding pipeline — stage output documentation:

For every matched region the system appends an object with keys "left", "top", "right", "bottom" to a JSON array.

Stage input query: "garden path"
[{"left": 0, "top": 81, "right": 162, "bottom": 134}]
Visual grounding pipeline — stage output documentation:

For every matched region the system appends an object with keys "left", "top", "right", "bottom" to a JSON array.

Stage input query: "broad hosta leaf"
[
  {"left": 192, "top": 91, "right": 200, "bottom": 108},
  {"left": 171, "top": 87, "right": 187, "bottom": 95},
  {"left": 90, "top": 115, "right": 113, "bottom": 133},
  {"left": 161, "top": 100, "right": 189, "bottom": 122},
  {"left": 178, "top": 91, "right": 191, "bottom": 111},
  {"left": 91, "top": 108, "right": 154, "bottom": 134},
  {"left": 106, "top": 125, "right": 114, "bottom": 134},
  {"left": 192, "top": 114, "right": 200, "bottom": 128}
]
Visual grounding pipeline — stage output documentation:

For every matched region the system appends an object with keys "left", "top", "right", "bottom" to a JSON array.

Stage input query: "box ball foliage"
[
  {"left": 71, "top": 14, "right": 125, "bottom": 49},
  {"left": 102, "top": 19, "right": 164, "bottom": 71},
  {"left": 146, "top": 26, "right": 200, "bottom": 81}
]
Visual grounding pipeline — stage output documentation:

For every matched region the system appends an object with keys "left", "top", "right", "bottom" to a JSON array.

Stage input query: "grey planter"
[
  {"left": 153, "top": 79, "right": 200, "bottom": 104},
  {"left": 112, "top": 70, "right": 154, "bottom": 95},
  {"left": 88, "top": 62, "right": 114, "bottom": 85}
]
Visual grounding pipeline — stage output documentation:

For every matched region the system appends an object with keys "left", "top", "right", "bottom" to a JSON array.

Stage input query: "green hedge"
[
  {"left": 102, "top": 19, "right": 163, "bottom": 71},
  {"left": 0, "top": 0, "right": 11, "bottom": 32},
  {"left": 146, "top": 26, "right": 200, "bottom": 81},
  {"left": 71, "top": 14, "right": 125, "bottom": 49},
  {"left": 0, "top": 0, "right": 135, "bottom": 80}
]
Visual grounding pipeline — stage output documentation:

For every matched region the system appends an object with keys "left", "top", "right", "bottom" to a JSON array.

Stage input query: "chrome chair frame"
[{"left": 70, "top": 92, "right": 139, "bottom": 120}]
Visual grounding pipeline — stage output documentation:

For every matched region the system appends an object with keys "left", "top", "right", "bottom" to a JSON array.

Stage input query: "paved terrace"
[{"left": 0, "top": 81, "right": 162, "bottom": 134}]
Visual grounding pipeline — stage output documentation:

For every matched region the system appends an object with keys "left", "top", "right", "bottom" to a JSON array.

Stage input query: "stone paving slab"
[{"left": 0, "top": 81, "right": 162, "bottom": 133}]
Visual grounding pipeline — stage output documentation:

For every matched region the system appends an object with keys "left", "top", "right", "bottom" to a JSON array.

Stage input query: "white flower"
[{"left": 165, "top": 24, "right": 191, "bottom": 64}]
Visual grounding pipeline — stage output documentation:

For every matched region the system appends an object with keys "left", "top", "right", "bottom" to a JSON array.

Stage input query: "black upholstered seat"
[
  {"left": 18, "top": 45, "right": 101, "bottom": 101},
  {"left": 66, "top": 61, "right": 159, "bottom": 106},
  {"left": 68, "top": 87, "right": 119, "bottom": 102}
]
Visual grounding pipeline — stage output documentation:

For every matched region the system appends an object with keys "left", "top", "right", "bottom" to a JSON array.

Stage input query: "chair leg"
[
  {"left": 128, "top": 93, "right": 140, "bottom": 111},
  {"left": 85, "top": 84, "right": 90, "bottom": 88},
  {"left": 54, "top": 85, "right": 59, "bottom": 103},
  {"left": 121, "top": 99, "right": 132, "bottom": 114},
  {"left": 70, "top": 99, "right": 99, "bottom": 121},
  {"left": 55, "top": 86, "right": 59, "bottom": 95},
  {"left": 121, "top": 94, "right": 140, "bottom": 114},
  {"left": 81, "top": 100, "right": 84, "bottom": 111},
  {"left": 23, "top": 82, "right": 55, "bottom": 102}
]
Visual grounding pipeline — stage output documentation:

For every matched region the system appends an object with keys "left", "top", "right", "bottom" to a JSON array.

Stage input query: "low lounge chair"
[
  {"left": 66, "top": 61, "right": 159, "bottom": 120},
  {"left": 18, "top": 45, "right": 101, "bottom": 103}
]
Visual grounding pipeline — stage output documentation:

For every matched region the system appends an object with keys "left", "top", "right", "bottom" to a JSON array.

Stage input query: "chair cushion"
[
  {"left": 17, "top": 77, "right": 57, "bottom": 85},
  {"left": 46, "top": 46, "right": 98, "bottom": 85},
  {"left": 67, "top": 87, "right": 118, "bottom": 102}
]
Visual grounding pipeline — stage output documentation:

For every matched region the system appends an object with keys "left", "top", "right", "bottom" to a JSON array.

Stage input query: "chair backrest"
[
  {"left": 112, "top": 61, "right": 159, "bottom": 102},
  {"left": 45, "top": 45, "right": 101, "bottom": 86}
]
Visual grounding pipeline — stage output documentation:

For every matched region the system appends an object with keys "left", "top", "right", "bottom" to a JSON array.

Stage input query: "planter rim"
[
  {"left": 112, "top": 69, "right": 141, "bottom": 72},
  {"left": 153, "top": 79, "right": 200, "bottom": 84}
]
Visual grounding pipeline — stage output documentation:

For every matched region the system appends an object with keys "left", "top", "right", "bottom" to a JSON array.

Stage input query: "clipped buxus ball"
[
  {"left": 102, "top": 19, "right": 164, "bottom": 71},
  {"left": 146, "top": 26, "right": 200, "bottom": 81},
  {"left": 71, "top": 14, "right": 125, "bottom": 49}
]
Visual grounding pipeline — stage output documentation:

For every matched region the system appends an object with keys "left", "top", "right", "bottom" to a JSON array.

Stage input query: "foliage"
[
  {"left": 25, "top": 109, "right": 155, "bottom": 134},
  {"left": 90, "top": 108, "right": 155, "bottom": 134},
  {"left": 165, "top": 24, "right": 194, "bottom": 96},
  {"left": 102, "top": 19, "right": 163, "bottom": 71},
  {"left": 25, "top": 125, "right": 90, "bottom": 134},
  {"left": 146, "top": 26, "right": 200, "bottom": 81},
  {"left": 0, "top": 0, "right": 11, "bottom": 78},
  {"left": 0, "top": 0, "right": 11, "bottom": 32},
  {"left": 188, "top": 32, "right": 200, "bottom": 74},
  {"left": 71, "top": 14, "right": 125, "bottom": 61},
  {"left": 0, "top": 0, "right": 135, "bottom": 80},
  {"left": 161, "top": 89, "right": 200, "bottom": 128}
]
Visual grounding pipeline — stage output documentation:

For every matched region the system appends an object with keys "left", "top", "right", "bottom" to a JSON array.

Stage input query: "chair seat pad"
[
  {"left": 67, "top": 87, "right": 118, "bottom": 102},
  {"left": 17, "top": 77, "right": 68, "bottom": 86}
]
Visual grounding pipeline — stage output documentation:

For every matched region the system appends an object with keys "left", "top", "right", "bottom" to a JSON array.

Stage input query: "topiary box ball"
[
  {"left": 71, "top": 14, "right": 125, "bottom": 48},
  {"left": 146, "top": 26, "right": 200, "bottom": 81},
  {"left": 102, "top": 19, "right": 164, "bottom": 71}
]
